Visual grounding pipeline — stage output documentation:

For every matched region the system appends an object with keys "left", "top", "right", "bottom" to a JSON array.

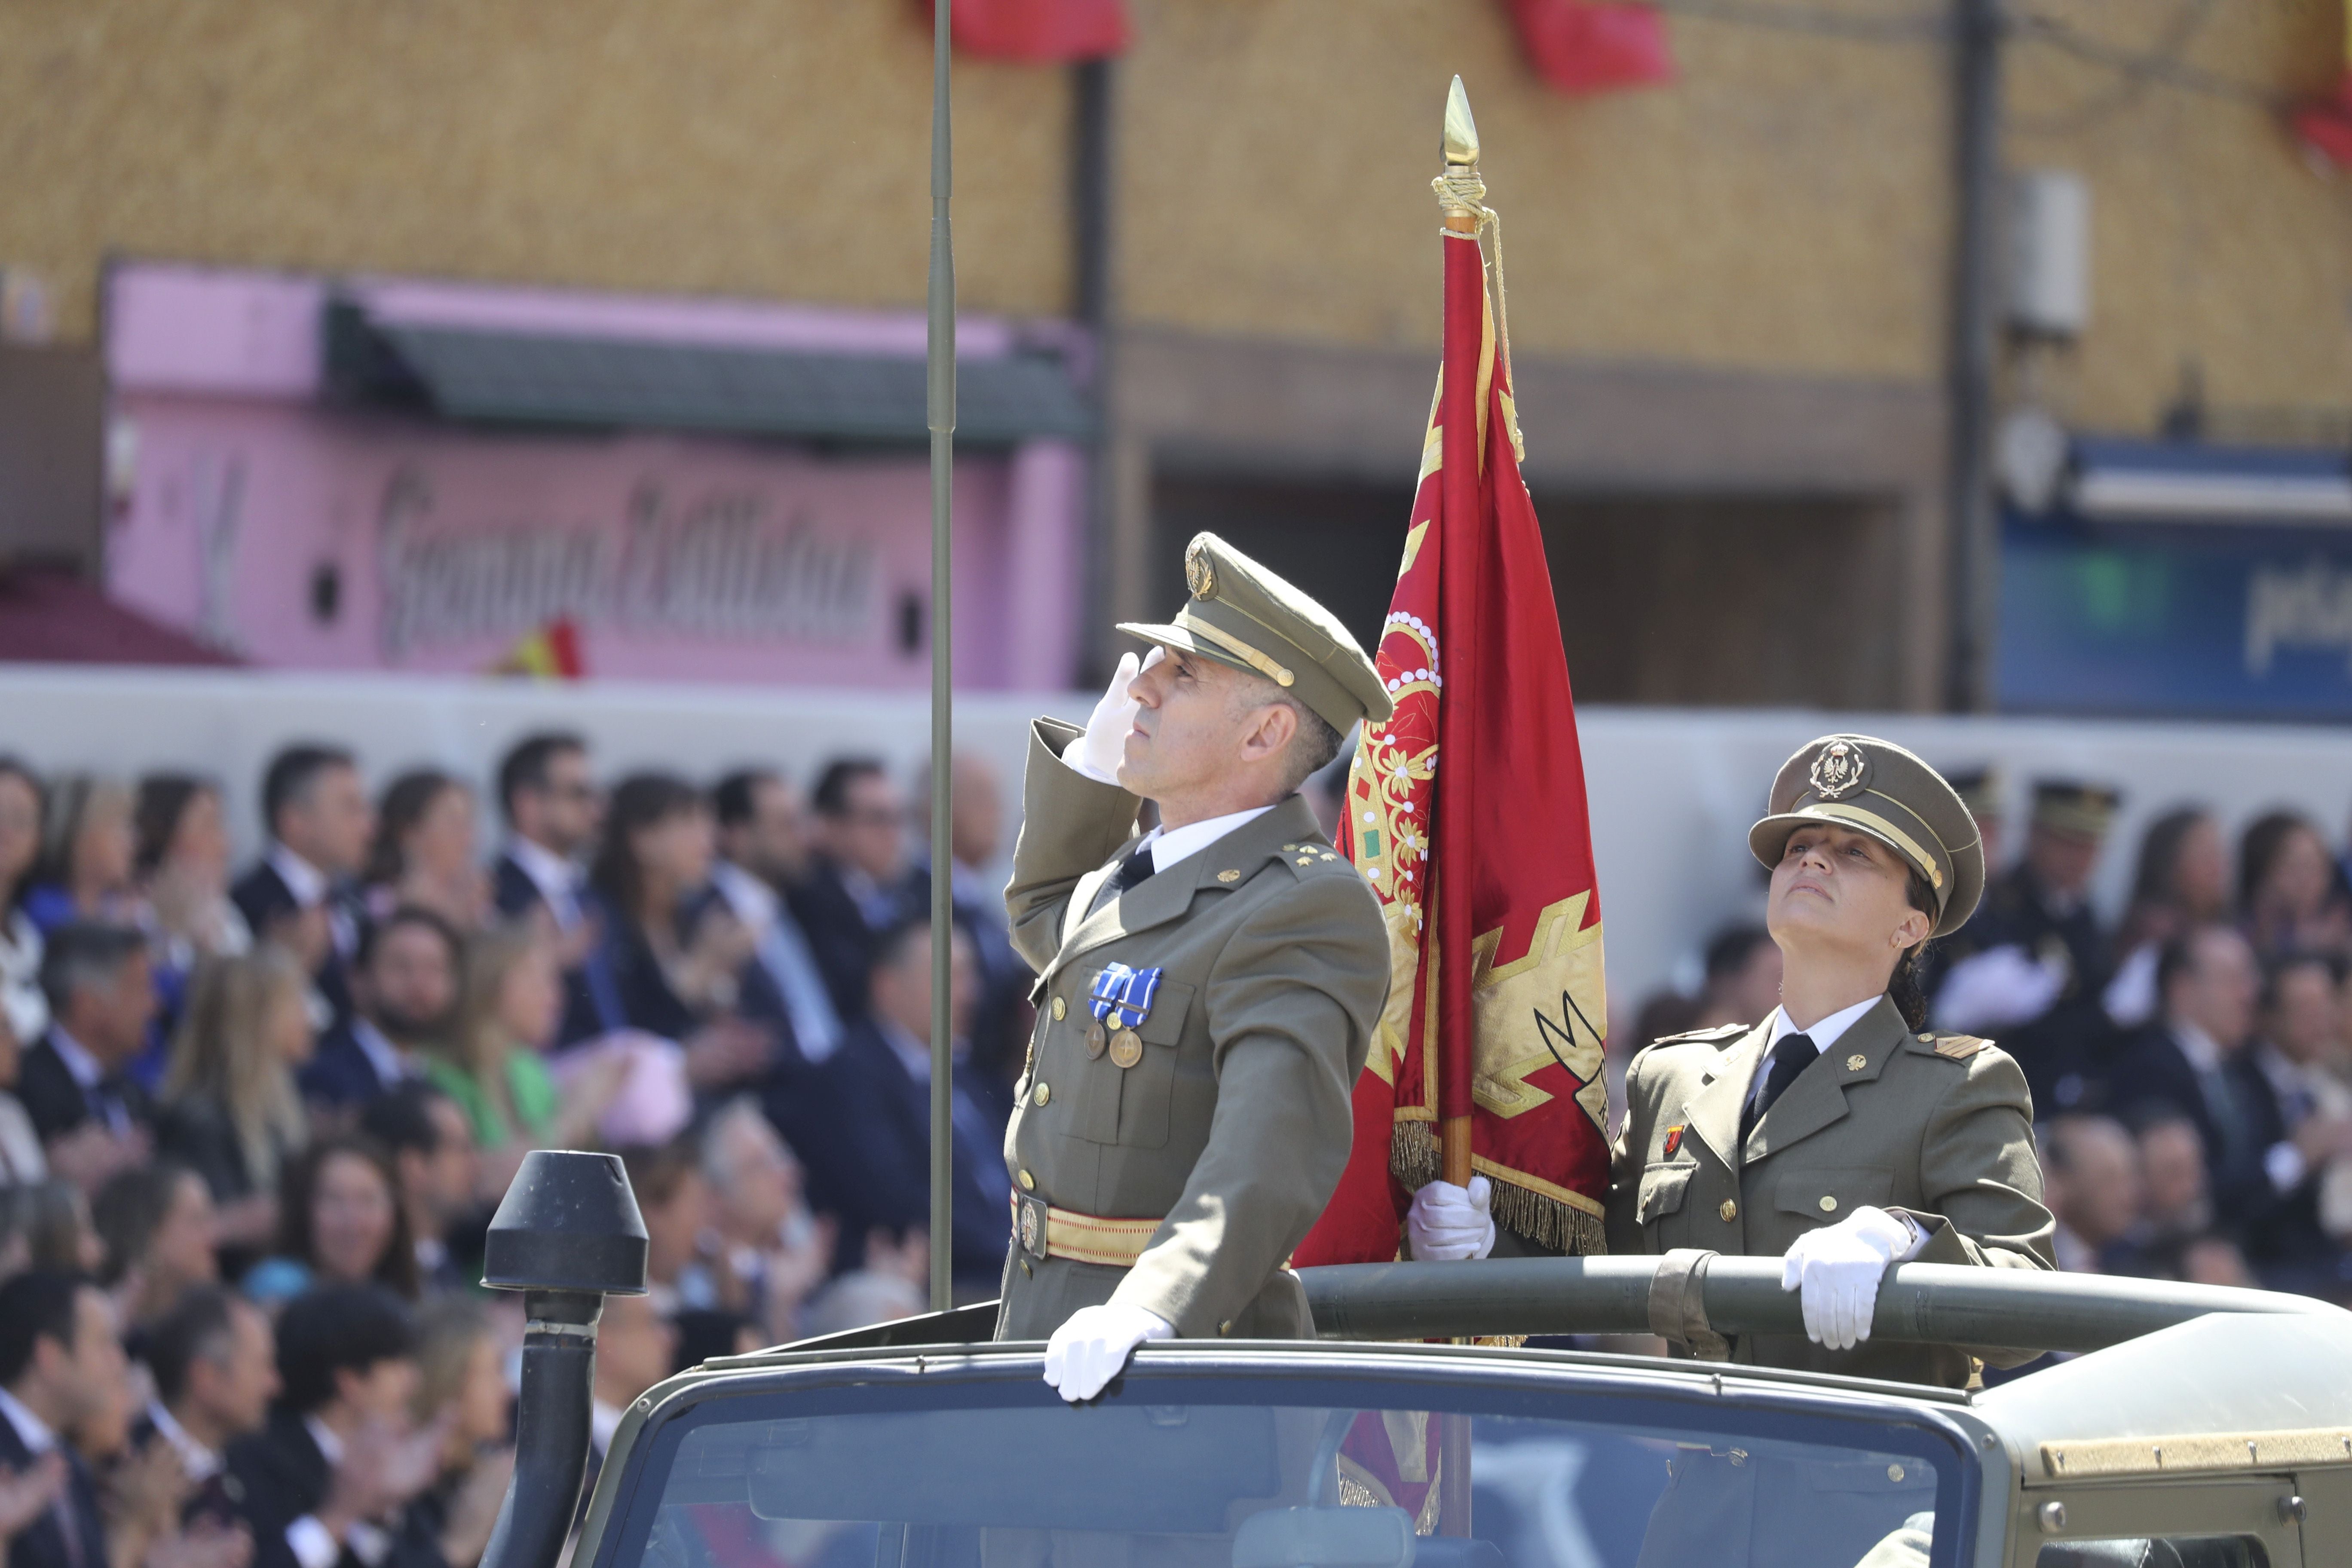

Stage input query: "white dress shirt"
[
  {"left": 287, "top": 1418, "right": 391, "bottom": 1568},
  {"left": 1060, "top": 806, "right": 1274, "bottom": 944},
  {"left": 48, "top": 1027, "right": 132, "bottom": 1136},
  {"left": 505, "top": 837, "right": 585, "bottom": 930},
  {"left": 0, "top": 1388, "right": 54, "bottom": 1455},
  {"left": 711, "top": 861, "right": 843, "bottom": 1062}
]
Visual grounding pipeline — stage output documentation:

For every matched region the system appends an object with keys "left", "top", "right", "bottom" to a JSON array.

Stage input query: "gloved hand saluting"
[
  {"left": 1779, "top": 1205, "right": 1924, "bottom": 1350},
  {"left": 1042, "top": 1302, "right": 1174, "bottom": 1402},
  {"left": 1406, "top": 1176, "right": 1495, "bottom": 1261},
  {"left": 1062, "top": 649, "right": 1160, "bottom": 784}
]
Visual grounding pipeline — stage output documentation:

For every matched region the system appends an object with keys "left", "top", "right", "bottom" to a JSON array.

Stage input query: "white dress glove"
[
  {"left": 1779, "top": 1205, "right": 1924, "bottom": 1350},
  {"left": 1062, "top": 649, "right": 1159, "bottom": 784},
  {"left": 1406, "top": 1176, "right": 1495, "bottom": 1261},
  {"left": 1041, "top": 1302, "right": 1174, "bottom": 1402},
  {"left": 1930, "top": 943, "right": 2068, "bottom": 1034}
]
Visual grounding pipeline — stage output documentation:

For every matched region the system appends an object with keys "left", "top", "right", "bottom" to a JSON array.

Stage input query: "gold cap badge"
[
  {"left": 1810, "top": 739, "right": 1869, "bottom": 800},
  {"left": 1185, "top": 538, "right": 1216, "bottom": 600}
]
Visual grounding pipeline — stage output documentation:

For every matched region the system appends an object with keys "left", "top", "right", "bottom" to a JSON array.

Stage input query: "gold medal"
[
  {"left": 1085, "top": 1021, "right": 1108, "bottom": 1059},
  {"left": 1110, "top": 1028, "right": 1144, "bottom": 1069}
]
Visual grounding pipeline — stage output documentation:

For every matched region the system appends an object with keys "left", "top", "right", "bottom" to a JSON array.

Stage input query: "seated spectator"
[
  {"left": 0, "top": 1271, "right": 123, "bottom": 1568},
  {"left": 2126, "top": 1112, "right": 2215, "bottom": 1265},
  {"left": 93, "top": 1164, "right": 220, "bottom": 1335},
  {"left": 2239, "top": 810, "right": 2352, "bottom": 961},
  {"left": 426, "top": 928, "right": 624, "bottom": 1199},
  {"left": 231, "top": 749, "right": 375, "bottom": 1037},
  {"left": 362, "top": 776, "right": 485, "bottom": 938},
  {"left": 799, "top": 921, "right": 1010, "bottom": 1300},
  {"left": 24, "top": 924, "right": 155, "bottom": 1193},
  {"left": 303, "top": 911, "right": 459, "bottom": 1118},
  {"left": 617, "top": 1141, "right": 717, "bottom": 1321},
  {"left": 0, "top": 975, "right": 47, "bottom": 1185},
  {"left": 357, "top": 1088, "right": 479, "bottom": 1297},
  {"left": 245, "top": 1139, "right": 417, "bottom": 1305},
  {"left": 709, "top": 771, "right": 842, "bottom": 1068},
  {"left": 404, "top": 1299, "right": 509, "bottom": 1568},
  {"left": 1929, "top": 779, "right": 2121, "bottom": 1116},
  {"left": 135, "top": 778, "right": 252, "bottom": 978},
  {"left": 2243, "top": 952, "right": 2352, "bottom": 1290},
  {"left": 787, "top": 760, "right": 917, "bottom": 1025},
  {"left": 2104, "top": 806, "right": 2229, "bottom": 1030},
  {"left": 698, "top": 1101, "right": 831, "bottom": 1343},
  {"left": 24, "top": 778, "right": 142, "bottom": 934},
  {"left": 225, "top": 1285, "right": 443, "bottom": 1568},
  {"left": 159, "top": 951, "right": 314, "bottom": 1255},
  {"left": 588, "top": 777, "right": 763, "bottom": 1091},
  {"left": 2113, "top": 925, "right": 2298, "bottom": 1227},
  {"left": 908, "top": 752, "right": 1026, "bottom": 1105},
  {"left": 2038, "top": 1116, "right": 2141, "bottom": 1274},
  {"left": 142, "top": 1286, "right": 276, "bottom": 1529},
  {"left": 489, "top": 735, "right": 610, "bottom": 1046},
  {"left": 0, "top": 760, "right": 49, "bottom": 1054},
  {"left": 584, "top": 1294, "right": 675, "bottom": 1488},
  {"left": 18, "top": 1183, "right": 105, "bottom": 1277}
]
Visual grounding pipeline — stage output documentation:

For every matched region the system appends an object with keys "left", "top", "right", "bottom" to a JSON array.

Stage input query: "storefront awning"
[
  {"left": 2066, "top": 436, "right": 2352, "bottom": 525},
  {"left": 325, "top": 301, "right": 1094, "bottom": 446}
]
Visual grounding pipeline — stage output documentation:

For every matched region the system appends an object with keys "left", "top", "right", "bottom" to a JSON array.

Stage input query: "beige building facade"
[{"left": 1, "top": 0, "right": 2344, "bottom": 704}]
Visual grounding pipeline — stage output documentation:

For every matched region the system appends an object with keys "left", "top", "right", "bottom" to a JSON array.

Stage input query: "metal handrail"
[{"left": 1296, "top": 1255, "right": 2344, "bottom": 1353}]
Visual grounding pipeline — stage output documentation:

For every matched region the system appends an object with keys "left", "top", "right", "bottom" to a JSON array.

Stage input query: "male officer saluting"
[{"left": 1000, "top": 533, "right": 1392, "bottom": 1402}]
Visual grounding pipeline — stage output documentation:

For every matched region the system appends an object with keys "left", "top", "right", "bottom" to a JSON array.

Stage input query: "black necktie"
[
  {"left": 1087, "top": 847, "right": 1156, "bottom": 919},
  {"left": 1743, "top": 1032, "right": 1816, "bottom": 1142}
]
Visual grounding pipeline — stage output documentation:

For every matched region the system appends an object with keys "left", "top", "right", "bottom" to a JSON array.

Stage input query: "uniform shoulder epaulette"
[
  {"left": 1914, "top": 1032, "right": 1990, "bottom": 1061},
  {"left": 1270, "top": 840, "right": 1351, "bottom": 877},
  {"left": 1650, "top": 1023, "right": 1748, "bottom": 1049}
]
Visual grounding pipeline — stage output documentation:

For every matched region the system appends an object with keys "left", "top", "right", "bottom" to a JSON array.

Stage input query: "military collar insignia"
[{"left": 1809, "top": 738, "right": 1869, "bottom": 800}]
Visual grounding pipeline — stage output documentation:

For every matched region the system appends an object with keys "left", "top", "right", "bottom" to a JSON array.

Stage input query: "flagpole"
[{"left": 925, "top": 0, "right": 956, "bottom": 1317}]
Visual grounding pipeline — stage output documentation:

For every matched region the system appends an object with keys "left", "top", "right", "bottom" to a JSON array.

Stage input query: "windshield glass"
[{"left": 602, "top": 1369, "right": 1963, "bottom": 1568}]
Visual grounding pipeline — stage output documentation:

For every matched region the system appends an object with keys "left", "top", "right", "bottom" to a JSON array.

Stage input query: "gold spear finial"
[{"left": 1443, "top": 75, "right": 1479, "bottom": 168}]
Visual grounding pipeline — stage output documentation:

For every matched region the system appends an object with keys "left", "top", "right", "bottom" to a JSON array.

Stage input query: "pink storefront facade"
[{"left": 101, "top": 262, "right": 1089, "bottom": 689}]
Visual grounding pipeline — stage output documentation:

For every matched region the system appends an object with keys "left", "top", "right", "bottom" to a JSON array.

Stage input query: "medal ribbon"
[{"left": 1087, "top": 963, "right": 1162, "bottom": 1030}]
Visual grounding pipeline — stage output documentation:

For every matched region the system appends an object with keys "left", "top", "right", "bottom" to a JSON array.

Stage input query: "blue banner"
[{"left": 1998, "top": 515, "right": 2352, "bottom": 718}]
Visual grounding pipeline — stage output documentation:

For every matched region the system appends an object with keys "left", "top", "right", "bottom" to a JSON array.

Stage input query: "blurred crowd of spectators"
[
  {"left": 0, "top": 733, "right": 1030, "bottom": 1568},
  {"left": 1632, "top": 772, "right": 2352, "bottom": 1305}
]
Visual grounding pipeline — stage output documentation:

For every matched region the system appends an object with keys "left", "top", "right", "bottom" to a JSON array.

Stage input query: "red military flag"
[{"left": 1295, "top": 80, "right": 1610, "bottom": 1267}]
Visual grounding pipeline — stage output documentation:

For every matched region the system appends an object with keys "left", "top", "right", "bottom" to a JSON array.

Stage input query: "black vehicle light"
[{"left": 478, "top": 1152, "right": 649, "bottom": 1568}]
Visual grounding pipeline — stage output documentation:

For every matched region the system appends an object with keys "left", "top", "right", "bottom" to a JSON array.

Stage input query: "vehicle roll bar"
[{"left": 1295, "top": 1253, "right": 2343, "bottom": 1354}]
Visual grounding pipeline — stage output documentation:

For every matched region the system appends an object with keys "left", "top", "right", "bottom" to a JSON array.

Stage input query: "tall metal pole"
[
  {"left": 1944, "top": 0, "right": 2002, "bottom": 712},
  {"left": 925, "top": 0, "right": 957, "bottom": 1315}
]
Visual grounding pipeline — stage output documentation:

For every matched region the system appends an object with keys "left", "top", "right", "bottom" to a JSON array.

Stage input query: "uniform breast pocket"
[
  {"left": 1636, "top": 1162, "right": 1696, "bottom": 1227},
  {"left": 1774, "top": 1167, "right": 1894, "bottom": 1228},
  {"left": 1114, "top": 978, "right": 1195, "bottom": 1151}
]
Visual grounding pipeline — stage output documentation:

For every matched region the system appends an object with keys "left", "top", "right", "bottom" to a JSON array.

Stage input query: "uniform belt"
[{"left": 1013, "top": 1192, "right": 1160, "bottom": 1268}]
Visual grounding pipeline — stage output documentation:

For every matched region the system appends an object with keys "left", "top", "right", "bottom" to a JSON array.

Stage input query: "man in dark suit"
[
  {"left": 22, "top": 923, "right": 155, "bottom": 1191},
  {"left": 301, "top": 910, "right": 459, "bottom": 1114},
  {"left": 905, "top": 751, "right": 1028, "bottom": 1124},
  {"left": 231, "top": 747, "right": 375, "bottom": 1035},
  {"left": 710, "top": 769, "right": 842, "bottom": 1068},
  {"left": 226, "top": 1286, "right": 443, "bottom": 1568},
  {"left": 786, "top": 759, "right": 917, "bottom": 1026},
  {"left": 358, "top": 1087, "right": 479, "bottom": 1296},
  {"left": 799, "top": 920, "right": 1011, "bottom": 1300},
  {"left": 139, "top": 1287, "right": 276, "bottom": 1531},
  {"left": 2111, "top": 924, "right": 2303, "bottom": 1231},
  {"left": 490, "top": 732, "right": 619, "bottom": 1045},
  {"left": 0, "top": 1271, "right": 123, "bottom": 1568}
]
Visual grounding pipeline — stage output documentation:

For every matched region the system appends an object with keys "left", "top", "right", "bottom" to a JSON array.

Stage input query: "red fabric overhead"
[
  {"left": 0, "top": 568, "right": 239, "bottom": 667},
  {"left": 2293, "top": 69, "right": 2352, "bottom": 168},
  {"left": 928, "top": 0, "right": 1130, "bottom": 64},
  {"left": 1505, "top": 0, "right": 1674, "bottom": 95}
]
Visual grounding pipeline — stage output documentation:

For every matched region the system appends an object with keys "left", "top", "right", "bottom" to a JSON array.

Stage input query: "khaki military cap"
[
  {"left": 2031, "top": 779, "right": 2121, "bottom": 841},
  {"left": 1118, "top": 533, "right": 1393, "bottom": 734},
  {"left": 1748, "top": 734, "right": 1986, "bottom": 937}
]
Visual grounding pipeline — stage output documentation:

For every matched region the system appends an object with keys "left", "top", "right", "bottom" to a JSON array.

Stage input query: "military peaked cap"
[
  {"left": 1118, "top": 532, "right": 1393, "bottom": 734},
  {"left": 1749, "top": 733, "right": 1986, "bottom": 937}
]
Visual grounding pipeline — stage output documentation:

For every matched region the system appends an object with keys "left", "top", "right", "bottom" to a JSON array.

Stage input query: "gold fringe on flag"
[{"left": 1390, "top": 1121, "right": 1606, "bottom": 1257}]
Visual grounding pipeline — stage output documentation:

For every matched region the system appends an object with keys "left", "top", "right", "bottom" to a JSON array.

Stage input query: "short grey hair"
[{"left": 1228, "top": 671, "right": 1344, "bottom": 795}]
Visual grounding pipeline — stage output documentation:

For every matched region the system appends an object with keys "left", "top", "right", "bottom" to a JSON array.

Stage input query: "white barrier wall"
[{"left": 2, "top": 665, "right": 2346, "bottom": 1034}]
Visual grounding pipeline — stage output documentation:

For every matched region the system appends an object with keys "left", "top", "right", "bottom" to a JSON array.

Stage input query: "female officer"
[{"left": 1411, "top": 734, "right": 2054, "bottom": 1387}]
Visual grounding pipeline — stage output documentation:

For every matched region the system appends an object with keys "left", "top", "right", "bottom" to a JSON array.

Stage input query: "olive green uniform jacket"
[
  {"left": 1606, "top": 996, "right": 2056, "bottom": 1387},
  {"left": 994, "top": 719, "right": 1390, "bottom": 1342}
]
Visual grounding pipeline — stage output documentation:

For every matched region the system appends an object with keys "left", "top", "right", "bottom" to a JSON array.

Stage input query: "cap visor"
[{"left": 1113, "top": 621, "right": 1257, "bottom": 678}]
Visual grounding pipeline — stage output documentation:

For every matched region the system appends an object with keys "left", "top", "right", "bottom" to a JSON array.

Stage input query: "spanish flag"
[{"left": 1295, "top": 81, "right": 1610, "bottom": 1266}]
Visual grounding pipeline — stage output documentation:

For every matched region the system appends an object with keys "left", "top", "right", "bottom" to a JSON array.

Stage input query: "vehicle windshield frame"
[{"left": 588, "top": 1348, "right": 1982, "bottom": 1568}]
